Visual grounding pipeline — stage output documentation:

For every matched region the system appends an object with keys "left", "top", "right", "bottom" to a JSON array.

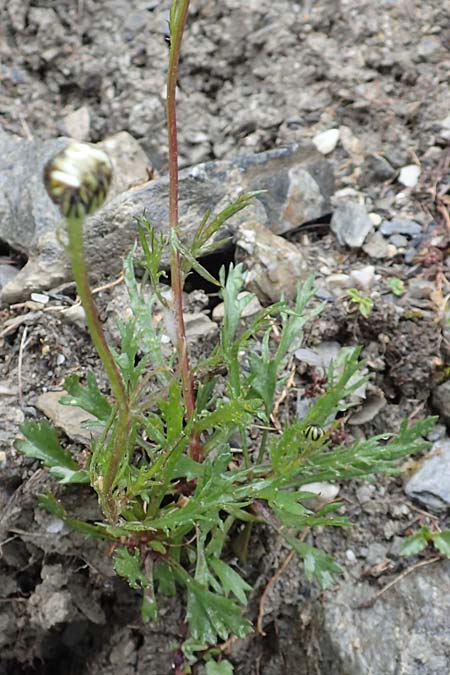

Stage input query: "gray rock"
[
  {"left": 61, "top": 305, "right": 88, "bottom": 331},
  {"left": 359, "top": 153, "right": 395, "bottom": 186},
  {"left": 365, "top": 542, "right": 388, "bottom": 566},
  {"left": 0, "top": 264, "right": 20, "bottom": 295},
  {"left": 405, "top": 438, "right": 450, "bottom": 512},
  {"left": 236, "top": 222, "right": 309, "bottom": 303},
  {"left": 212, "top": 292, "right": 262, "bottom": 321},
  {"left": 36, "top": 391, "right": 98, "bottom": 445},
  {"left": 59, "top": 106, "right": 91, "bottom": 141},
  {"left": 1, "top": 138, "right": 333, "bottom": 303},
  {"left": 348, "top": 390, "right": 386, "bottom": 425},
  {"left": 184, "top": 312, "right": 218, "bottom": 341},
  {"left": 1, "top": 131, "right": 151, "bottom": 304},
  {"left": 330, "top": 203, "right": 373, "bottom": 248},
  {"left": 296, "top": 560, "right": 450, "bottom": 675},
  {"left": 0, "top": 128, "right": 68, "bottom": 255},
  {"left": 380, "top": 218, "right": 422, "bottom": 237},
  {"left": 408, "top": 278, "right": 435, "bottom": 300},
  {"left": 363, "top": 231, "right": 396, "bottom": 259},
  {"left": 389, "top": 233, "right": 408, "bottom": 248},
  {"left": 432, "top": 381, "right": 450, "bottom": 427}
]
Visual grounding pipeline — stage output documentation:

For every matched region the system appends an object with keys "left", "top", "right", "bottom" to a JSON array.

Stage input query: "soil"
[{"left": 1, "top": 1, "right": 450, "bottom": 674}]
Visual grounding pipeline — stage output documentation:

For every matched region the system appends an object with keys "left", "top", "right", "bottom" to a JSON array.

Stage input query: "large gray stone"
[
  {"left": 236, "top": 222, "right": 309, "bottom": 303},
  {"left": 0, "top": 130, "right": 151, "bottom": 304},
  {"left": 330, "top": 202, "right": 373, "bottom": 248},
  {"left": 405, "top": 438, "right": 450, "bottom": 512},
  {"left": 291, "top": 561, "right": 450, "bottom": 674},
  {"left": 1, "top": 137, "right": 333, "bottom": 303}
]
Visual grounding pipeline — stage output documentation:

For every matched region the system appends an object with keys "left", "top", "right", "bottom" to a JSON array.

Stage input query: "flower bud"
[{"left": 44, "top": 142, "right": 113, "bottom": 219}]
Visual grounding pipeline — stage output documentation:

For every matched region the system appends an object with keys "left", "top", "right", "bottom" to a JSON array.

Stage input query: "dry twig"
[
  {"left": 355, "top": 556, "right": 441, "bottom": 609},
  {"left": 257, "top": 527, "right": 310, "bottom": 635}
]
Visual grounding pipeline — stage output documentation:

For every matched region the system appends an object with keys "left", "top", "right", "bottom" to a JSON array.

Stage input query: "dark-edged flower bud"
[{"left": 44, "top": 142, "right": 113, "bottom": 220}]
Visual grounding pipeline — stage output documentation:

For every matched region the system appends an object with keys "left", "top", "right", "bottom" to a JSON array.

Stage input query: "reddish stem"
[{"left": 166, "top": 1, "right": 203, "bottom": 462}]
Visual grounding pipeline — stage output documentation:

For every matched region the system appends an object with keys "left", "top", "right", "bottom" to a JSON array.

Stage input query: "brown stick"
[{"left": 355, "top": 556, "right": 441, "bottom": 609}]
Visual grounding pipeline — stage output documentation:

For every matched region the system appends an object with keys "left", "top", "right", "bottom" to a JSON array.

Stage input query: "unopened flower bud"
[{"left": 44, "top": 142, "right": 113, "bottom": 219}]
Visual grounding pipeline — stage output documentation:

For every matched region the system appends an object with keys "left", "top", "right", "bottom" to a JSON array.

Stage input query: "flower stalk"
[
  {"left": 44, "top": 143, "right": 130, "bottom": 521},
  {"left": 166, "top": 0, "right": 203, "bottom": 461}
]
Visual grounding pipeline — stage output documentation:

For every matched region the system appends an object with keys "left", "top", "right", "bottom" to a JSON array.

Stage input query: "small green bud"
[{"left": 44, "top": 142, "right": 113, "bottom": 220}]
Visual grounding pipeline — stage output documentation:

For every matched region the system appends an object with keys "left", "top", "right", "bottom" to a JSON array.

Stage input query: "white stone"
[
  {"left": 345, "top": 549, "right": 357, "bottom": 563},
  {"left": 30, "top": 292, "right": 49, "bottom": 304},
  {"left": 369, "top": 212, "right": 382, "bottom": 226},
  {"left": 312, "top": 128, "right": 340, "bottom": 155},
  {"left": 61, "top": 106, "right": 91, "bottom": 141},
  {"left": 398, "top": 164, "right": 421, "bottom": 188},
  {"left": 301, "top": 482, "right": 340, "bottom": 510},
  {"left": 212, "top": 292, "right": 262, "bottom": 321},
  {"left": 62, "top": 305, "right": 87, "bottom": 331},
  {"left": 350, "top": 265, "right": 375, "bottom": 291}
]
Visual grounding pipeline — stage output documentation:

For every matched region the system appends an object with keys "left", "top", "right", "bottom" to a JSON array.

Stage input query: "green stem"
[
  {"left": 257, "top": 428, "right": 269, "bottom": 465},
  {"left": 167, "top": 0, "right": 203, "bottom": 461},
  {"left": 66, "top": 215, "right": 130, "bottom": 520}
]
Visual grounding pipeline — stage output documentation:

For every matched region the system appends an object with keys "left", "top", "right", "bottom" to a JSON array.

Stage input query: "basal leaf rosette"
[{"left": 44, "top": 142, "right": 113, "bottom": 220}]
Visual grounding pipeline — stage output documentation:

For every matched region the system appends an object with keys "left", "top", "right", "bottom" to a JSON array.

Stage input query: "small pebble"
[
  {"left": 30, "top": 292, "right": 49, "bottom": 304},
  {"left": 363, "top": 232, "right": 394, "bottom": 259},
  {"left": 380, "top": 218, "right": 422, "bottom": 237},
  {"left": 345, "top": 549, "right": 357, "bottom": 563},
  {"left": 326, "top": 273, "right": 352, "bottom": 296},
  {"left": 389, "top": 234, "right": 408, "bottom": 248},
  {"left": 62, "top": 305, "right": 87, "bottom": 331},
  {"left": 313, "top": 128, "right": 340, "bottom": 155},
  {"left": 356, "top": 484, "right": 375, "bottom": 504},
  {"left": 45, "top": 518, "right": 66, "bottom": 534},
  {"left": 408, "top": 278, "right": 435, "bottom": 300},
  {"left": 398, "top": 164, "right": 421, "bottom": 188},
  {"left": 369, "top": 212, "right": 382, "bottom": 226},
  {"left": 350, "top": 265, "right": 375, "bottom": 291},
  {"left": 331, "top": 202, "right": 373, "bottom": 248}
]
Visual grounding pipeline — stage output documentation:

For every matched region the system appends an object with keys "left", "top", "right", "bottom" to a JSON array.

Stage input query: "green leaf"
[
  {"left": 123, "top": 249, "right": 172, "bottom": 385},
  {"left": 141, "top": 592, "right": 157, "bottom": 622},
  {"left": 113, "top": 547, "right": 149, "bottom": 590},
  {"left": 159, "top": 381, "right": 184, "bottom": 444},
  {"left": 206, "top": 660, "right": 234, "bottom": 675},
  {"left": 154, "top": 560, "right": 177, "bottom": 596},
  {"left": 137, "top": 216, "right": 168, "bottom": 300},
  {"left": 185, "top": 578, "right": 253, "bottom": 644},
  {"left": 192, "top": 192, "right": 263, "bottom": 260},
  {"left": 432, "top": 530, "right": 450, "bottom": 557},
  {"left": 220, "top": 263, "right": 249, "bottom": 353},
  {"left": 15, "top": 420, "right": 79, "bottom": 471},
  {"left": 388, "top": 277, "right": 405, "bottom": 297},
  {"left": 193, "top": 398, "right": 262, "bottom": 433},
  {"left": 38, "top": 493, "right": 110, "bottom": 539},
  {"left": 171, "top": 230, "right": 221, "bottom": 286},
  {"left": 209, "top": 558, "right": 251, "bottom": 605},
  {"left": 49, "top": 465, "right": 89, "bottom": 485},
  {"left": 285, "top": 536, "right": 341, "bottom": 589},
  {"left": 60, "top": 370, "right": 111, "bottom": 420},
  {"left": 400, "top": 528, "right": 430, "bottom": 556}
]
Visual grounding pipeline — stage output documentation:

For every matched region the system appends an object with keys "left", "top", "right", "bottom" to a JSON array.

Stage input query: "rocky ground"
[{"left": 1, "top": 1, "right": 450, "bottom": 674}]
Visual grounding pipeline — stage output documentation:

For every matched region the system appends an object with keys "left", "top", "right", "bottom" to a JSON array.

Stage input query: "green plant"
[
  {"left": 15, "top": 2, "right": 436, "bottom": 670},
  {"left": 387, "top": 277, "right": 406, "bottom": 297},
  {"left": 347, "top": 287, "right": 374, "bottom": 318},
  {"left": 401, "top": 527, "right": 450, "bottom": 558}
]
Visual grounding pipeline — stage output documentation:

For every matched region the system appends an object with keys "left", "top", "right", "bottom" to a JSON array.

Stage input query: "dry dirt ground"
[{"left": 1, "top": 1, "right": 450, "bottom": 674}]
